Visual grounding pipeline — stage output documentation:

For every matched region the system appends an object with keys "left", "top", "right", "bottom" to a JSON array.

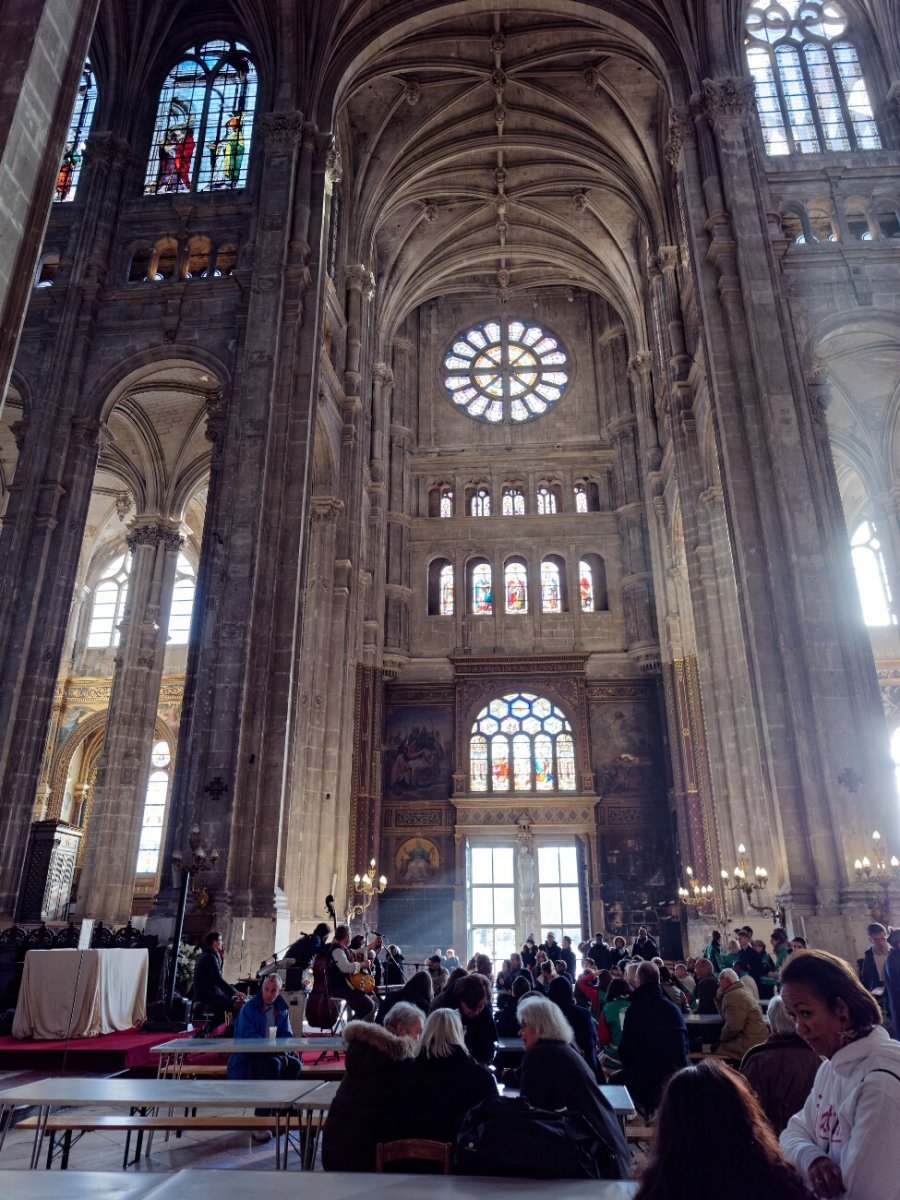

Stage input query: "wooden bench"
[
  {"left": 158, "top": 1063, "right": 228, "bottom": 1079},
  {"left": 17, "top": 1110, "right": 319, "bottom": 1169},
  {"left": 625, "top": 1123, "right": 654, "bottom": 1144}
]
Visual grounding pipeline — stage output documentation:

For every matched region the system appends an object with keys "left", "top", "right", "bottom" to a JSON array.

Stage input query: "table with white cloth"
[{"left": 11, "top": 949, "right": 148, "bottom": 1040}]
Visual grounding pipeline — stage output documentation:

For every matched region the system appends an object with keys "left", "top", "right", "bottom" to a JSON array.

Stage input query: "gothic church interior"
[{"left": 0, "top": 0, "right": 899, "bottom": 971}]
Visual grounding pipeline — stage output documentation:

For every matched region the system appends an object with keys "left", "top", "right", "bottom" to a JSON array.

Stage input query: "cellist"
[{"left": 326, "top": 924, "right": 377, "bottom": 1022}]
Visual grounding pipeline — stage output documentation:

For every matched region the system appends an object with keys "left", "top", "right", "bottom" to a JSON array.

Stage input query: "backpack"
[{"left": 455, "top": 1094, "right": 629, "bottom": 1180}]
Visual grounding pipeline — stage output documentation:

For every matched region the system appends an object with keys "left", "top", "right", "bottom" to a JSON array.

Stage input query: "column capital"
[
  {"left": 310, "top": 497, "right": 344, "bottom": 523},
  {"left": 325, "top": 141, "right": 343, "bottom": 184},
  {"left": 258, "top": 110, "right": 305, "bottom": 154},
  {"left": 372, "top": 361, "right": 394, "bottom": 387},
  {"left": 657, "top": 245, "right": 679, "bottom": 272},
  {"left": 665, "top": 109, "right": 695, "bottom": 166},
  {"left": 83, "top": 131, "right": 131, "bottom": 171},
  {"left": 126, "top": 521, "right": 185, "bottom": 552},
  {"left": 627, "top": 351, "right": 654, "bottom": 380},
  {"left": 71, "top": 417, "right": 113, "bottom": 452},
  {"left": 698, "top": 77, "right": 756, "bottom": 131},
  {"left": 346, "top": 264, "right": 376, "bottom": 300}
]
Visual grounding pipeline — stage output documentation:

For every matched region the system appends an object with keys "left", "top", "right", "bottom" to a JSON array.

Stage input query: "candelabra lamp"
[
  {"left": 678, "top": 867, "right": 729, "bottom": 928},
  {"left": 346, "top": 858, "right": 387, "bottom": 931},
  {"left": 721, "top": 844, "right": 783, "bottom": 924},
  {"left": 854, "top": 830, "right": 899, "bottom": 924},
  {"left": 167, "top": 823, "right": 219, "bottom": 1014}
]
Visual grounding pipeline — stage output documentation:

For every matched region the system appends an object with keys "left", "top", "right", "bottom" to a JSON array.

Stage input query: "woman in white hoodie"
[{"left": 780, "top": 949, "right": 900, "bottom": 1200}]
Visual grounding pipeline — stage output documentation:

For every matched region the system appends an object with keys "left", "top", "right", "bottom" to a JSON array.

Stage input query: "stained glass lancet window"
[
  {"left": 850, "top": 520, "right": 895, "bottom": 626},
  {"left": 56, "top": 60, "right": 97, "bottom": 202},
  {"left": 471, "top": 488, "right": 491, "bottom": 517},
  {"left": 502, "top": 488, "right": 525, "bottom": 516},
  {"left": 574, "top": 484, "right": 589, "bottom": 513},
  {"left": 580, "top": 560, "right": 594, "bottom": 612},
  {"left": 537, "top": 486, "right": 557, "bottom": 515},
  {"left": 439, "top": 563, "right": 454, "bottom": 616},
  {"left": 471, "top": 561, "right": 493, "bottom": 614},
  {"left": 745, "top": 2, "right": 881, "bottom": 155},
  {"left": 442, "top": 318, "right": 569, "bottom": 423},
  {"left": 541, "top": 560, "right": 562, "bottom": 613},
  {"left": 505, "top": 559, "right": 528, "bottom": 613},
  {"left": 440, "top": 488, "right": 454, "bottom": 518},
  {"left": 469, "top": 693, "right": 577, "bottom": 793},
  {"left": 145, "top": 40, "right": 257, "bottom": 195},
  {"left": 136, "top": 740, "right": 171, "bottom": 874}
]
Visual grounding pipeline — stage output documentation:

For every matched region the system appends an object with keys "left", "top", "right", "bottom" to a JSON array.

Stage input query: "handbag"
[{"left": 455, "top": 1094, "right": 628, "bottom": 1180}]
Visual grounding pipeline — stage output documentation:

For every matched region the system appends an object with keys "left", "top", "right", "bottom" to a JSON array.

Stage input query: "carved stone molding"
[
  {"left": 346, "top": 264, "right": 376, "bottom": 300},
  {"left": 310, "top": 496, "right": 344, "bottom": 522},
  {"left": 325, "top": 142, "right": 343, "bottom": 184},
  {"left": 657, "top": 245, "right": 679, "bottom": 272},
  {"left": 126, "top": 523, "right": 185, "bottom": 552},
  {"left": 83, "top": 132, "right": 131, "bottom": 170},
  {"left": 372, "top": 362, "right": 394, "bottom": 387},
  {"left": 114, "top": 492, "right": 132, "bottom": 522},
  {"left": 10, "top": 417, "right": 28, "bottom": 450},
  {"left": 258, "top": 111, "right": 305, "bottom": 153},
  {"left": 421, "top": 199, "right": 438, "bottom": 223},
  {"left": 72, "top": 417, "right": 113, "bottom": 453},
  {"left": 402, "top": 78, "right": 422, "bottom": 106},
  {"left": 665, "top": 110, "right": 694, "bottom": 166},
  {"left": 700, "top": 78, "right": 756, "bottom": 129},
  {"left": 627, "top": 351, "right": 653, "bottom": 380}
]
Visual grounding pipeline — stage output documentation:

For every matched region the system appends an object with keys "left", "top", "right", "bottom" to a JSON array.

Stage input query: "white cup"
[{"left": 267, "top": 1027, "right": 277, "bottom": 1041}]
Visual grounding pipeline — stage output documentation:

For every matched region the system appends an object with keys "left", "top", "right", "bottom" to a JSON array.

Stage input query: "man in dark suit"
[{"left": 193, "top": 930, "right": 245, "bottom": 1026}]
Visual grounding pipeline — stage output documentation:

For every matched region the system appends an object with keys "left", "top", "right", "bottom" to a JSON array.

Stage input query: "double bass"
[{"left": 305, "top": 895, "right": 341, "bottom": 1030}]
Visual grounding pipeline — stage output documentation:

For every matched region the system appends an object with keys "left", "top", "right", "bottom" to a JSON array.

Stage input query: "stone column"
[
  {"left": 0, "top": 0, "right": 99, "bottom": 405},
  {"left": 78, "top": 519, "right": 183, "bottom": 924}
]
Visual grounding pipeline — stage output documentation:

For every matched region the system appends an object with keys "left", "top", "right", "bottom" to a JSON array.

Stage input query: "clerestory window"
[
  {"left": 469, "top": 693, "right": 576, "bottom": 793},
  {"left": 56, "top": 60, "right": 97, "bottom": 202}
]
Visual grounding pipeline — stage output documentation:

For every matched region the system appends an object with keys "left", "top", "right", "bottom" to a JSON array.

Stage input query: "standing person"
[
  {"left": 858, "top": 922, "right": 891, "bottom": 997},
  {"left": 443, "top": 947, "right": 460, "bottom": 971},
  {"left": 780, "top": 949, "right": 900, "bottom": 1199},
  {"left": 425, "top": 953, "right": 449, "bottom": 994},
  {"left": 703, "top": 929, "right": 726, "bottom": 973},
  {"left": 284, "top": 921, "right": 331, "bottom": 987},
  {"left": 559, "top": 934, "right": 577, "bottom": 979},
  {"left": 588, "top": 932, "right": 612, "bottom": 970},
  {"left": 192, "top": 930, "right": 245, "bottom": 1027},
  {"left": 617, "top": 961, "right": 688, "bottom": 1114},
  {"left": 383, "top": 943, "right": 405, "bottom": 986},
  {"left": 631, "top": 926, "right": 659, "bottom": 961},
  {"left": 609, "top": 935, "right": 629, "bottom": 968},
  {"left": 521, "top": 937, "right": 538, "bottom": 972},
  {"left": 548, "top": 975, "right": 599, "bottom": 1078},
  {"left": 326, "top": 924, "right": 377, "bottom": 1021},
  {"left": 885, "top": 927, "right": 900, "bottom": 1039},
  {"left": 541, "top": 931, "right": 562, "bottom": 962},
  {"left": 735, "top": 928, "right": 766, "bottom": 987},
  {"left": 634, "top": 1060, "right": 813, "bottom": 1200},
  {"left": 739, "top": 994, "right": 820, "bottom": 1135}
]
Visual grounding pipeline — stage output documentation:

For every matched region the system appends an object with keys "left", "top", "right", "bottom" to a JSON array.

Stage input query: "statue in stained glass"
[
  {"left": 579, "top": 560, "right": 594, "bottom": 611},
  {"left": 472, "top": 563, "right": 492, "bottom": 614},
  {"left": 56, "top": 61, "right": 97, "bottom": 203},
  {"left": 505, "top": 561, "right": 527, "bottom": 613}
]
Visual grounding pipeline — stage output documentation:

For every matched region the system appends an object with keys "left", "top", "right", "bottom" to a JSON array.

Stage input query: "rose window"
[{"left": 442, "top": 319, "right": 569, "bottom": 423}]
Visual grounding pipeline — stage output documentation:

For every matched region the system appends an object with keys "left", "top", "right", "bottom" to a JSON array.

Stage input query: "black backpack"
[{"left": 455, "top": 1094, "right": 630, "bottom": 1180}]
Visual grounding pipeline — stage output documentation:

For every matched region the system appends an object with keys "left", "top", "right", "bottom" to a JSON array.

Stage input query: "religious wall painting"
[
  {"left": 55, "top": 706, "right": 91, "bottom": 752},
  {"left": 394, "top": 837, "right": 442, "bottom": 883},
  {"left": 384, "top": 706, "right": 452, "bottom": 799}
]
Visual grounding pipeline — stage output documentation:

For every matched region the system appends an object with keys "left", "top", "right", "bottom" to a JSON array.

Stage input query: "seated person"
[
  {"left": 326, "top": 923, "right": 377, "bottom": 1021},
  {"left": 405, "top": 1009, "right": 497, "bottom": 1143},
  {"left": 321, "top": 1000, "right": 423, "bottom": 1171},
  {"left": 739, "top": 994, "right": 820, "bottom": 1134},
  {"left": 425, "top": 954, "right": 449, "bottom": 995},
  {"left": 227, "top": 972, "right": 302, "bottom": 1140},
  {"left": 192, "top": 929, "right": 245, "bottom": 1026},
  {"left": 692, "top": 957, "right": 719, "bottom": 1014},
  {"left": 495, "top": 974, "right": 532, "bottom": 1039},
  {"left": 444, "top": 973, "right": 497, "bottom": 1065},
  {"left": 377, "top": 969, "right": 433, "bottom": 1024},
  {"left": 714, "top": 968, "right": 768, "bottom": 1061},
  {"left": 548, "top": 975, "right": 599, "bottom": 1078}
]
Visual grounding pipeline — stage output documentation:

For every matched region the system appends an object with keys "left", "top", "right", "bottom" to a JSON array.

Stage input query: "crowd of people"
[{"left": 190, "top": 920, "right": 900, "bottom": 1193}]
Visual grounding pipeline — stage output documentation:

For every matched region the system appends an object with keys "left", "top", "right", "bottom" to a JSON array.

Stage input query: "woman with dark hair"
[
  {"left": 430, "top": 965, "right": 468, "bottom": 1011},
  {"left": 495, "top": 972, "right": 532, "bottom": 1038},
  {"left": 780, "top": 949, "right": 900, "bottom": 1199},
  {"left": 598, "top": 977, "right": 631, "bottom": 1074},
  {"left": 609, "top": 935, "right": 629, "bottom": 969},
  {"left": 376, "top": 969, "right": 433, "bottom": 1024},
  {"left": 443, "top": 972, "right": 497, "bottom": 1064},
  {"left": 703, "top": 929, "right": 726, "bottom": 974},
  {"left": 634, "top": 1059, "right": 812, "bottom": 1200}
]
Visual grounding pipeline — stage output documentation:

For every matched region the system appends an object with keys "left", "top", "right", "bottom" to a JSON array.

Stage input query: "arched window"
[
  {"left": 745, "top": 1, "right": 881, "bottom": 156},
  {"left": 573, "top": 479, "right": 601, "bottom": 512},
  {"left": 87, "top": 554, "right": 130, "bottom": 647},
  {"left": 850, "top": 520, "right": 895, "bottom": 626},
  {"left": 579, "top": 555, "right": 608, "bottom": 612},
  {"left": 136, "top": 740, "right": 171, "bottom": 874},
  {"left": 34, "top": 254, "right": 60, "bottom": 288},
  {"left": 504, "top": 558, "right": 528, "bottom": 613},
  {"left": 145, "top": 40, "right": 257, "bottom": 195},
  {"left": 470, "top": 487, "right": 491, "bottom": 517},
  {"left": 167, "top": 554, "right": 196, "bottom": 644},
  {"left": 56, "top": 59, "right": 97, "bottom": 202},
  {"left": 469, "top": 559, "right": 493, "bottom": 615},
  {"left": 541, "top": 557, "right": 566, "bottom": 613},
  {"left": 428, "top": 559, "right": 454, "bottom": 616},
  {"left": 574, "top": 484, "right": 588, "bottom": 513},
  {"left": 502, "top": 486, "right": 525, "bottom": 516},
  {"left": 440, "top": 487, "right": 454, "bottom": 518},
  {"left": 536, "top": 485, "right": 558, "bottom": 514},
  {"left": 469, "top": 693, "right": 577, "bottom": 793}
]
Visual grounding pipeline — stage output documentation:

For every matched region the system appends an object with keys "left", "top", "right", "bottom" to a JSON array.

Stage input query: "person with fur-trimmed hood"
[{"left": 321, "top": 1001, "right": 423, "bottom": 1171}]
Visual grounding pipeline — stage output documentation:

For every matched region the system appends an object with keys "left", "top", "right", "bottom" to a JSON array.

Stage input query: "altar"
[{"left": 12, "top": 948, "right": 148, "bottom": 1040}]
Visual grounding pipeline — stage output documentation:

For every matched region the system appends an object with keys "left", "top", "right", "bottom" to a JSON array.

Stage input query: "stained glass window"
[
  {"left": 442, "top": 318, "right": 569, "bottom": 423},
  {"left": 537, "top": 486, "right": 557, "bottom": 515},
  {"left": 167, "top": 554, "right": 196, "bottom": 644},
  {"left": 580, "top": 560, "right": 594, "bottom": 612},
  {"left": 56, "top": 60, "right": 97, "bottom": 202},
  {"left": 745, "top": 2, "right": 881, "bottom": 156},
  {"left": 440, "top": 488, "right": 454, "bottom": 518},
  {"left": 136, "top": 740, "right": 171, "bottom": 874},
  {"left": 469, "top": 693, "right": 576, "bottom": 793},
  {"left": 505, "top": 560, "right": 528, "bottom": 613},
  {"left": 541, "top": 560, "right": 562, "bottom": 613},
  {"left": 471, "top": 488, "right": 491, "bottom": 517},
  {"left": 145, "top": 40, "right": 257, "bottom": 195},
  {"left": 439, "top": 563, "right": 454, "bottom": 616},
  {"left": 471, "top": 562, "right": 493, "bottom": 614},
  {"left": 850, "top": 521, "right": 895, "bottom": 626},
  {"left": 574, "top": 485, "right": 588, "bottom": 513},
  {"left": 502, "top": 488, "right": 525, "bottom": 516},
  {"left": 87, "top": 554, "right": 130, "bottom": 648}
]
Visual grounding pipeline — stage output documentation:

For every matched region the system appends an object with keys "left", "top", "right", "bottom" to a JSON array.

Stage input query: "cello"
[{"left": 305, "top": 895, "right": 341, "bottom": 1030}]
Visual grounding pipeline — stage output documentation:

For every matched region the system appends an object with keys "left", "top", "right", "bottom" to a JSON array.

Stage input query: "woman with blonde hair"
[
  {"left": 403, "top": 1008, "right": 496, "bottom": 1143},
  {"left": 780, "top": 949, "right": 900, "bottom": 1199}
]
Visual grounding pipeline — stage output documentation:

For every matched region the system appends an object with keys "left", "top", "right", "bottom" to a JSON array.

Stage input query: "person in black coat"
[
  {"left": 444, "top": 973, "right": 497, "bottom": 1064},
  {"left": 516, "top": 994, "right": 631, "bottom": 1179},
  {"left": 541, "top": 932, "right": 563, "bottom": 962},
  {"left": 630, "top": 926, "right": 660, "bottom": 961},
  {"left": 192, "top": 930, "right": 245, "bottom": 1025},
  {"left": 548, "top": 975, "right": 599, "bottom": 1078},
  {"left": 559, "top": 935, "right": 577, "bottom": 979},
  {"left": 495, "top": 974, "right": 532, "bottom": 1038},
  {"left": 521, "top": 938, "right": 538, "bottom": 972},
  {"left": 321, "top": 1001, "right": 422, "bottom": 1171},
  {"left": 588, "top": 934, "right": 612, "bottom": 971},
  {"left": 693, "top": 957, "right": 720, "bottom": 1015},
  {"left": 617, "top": 961, "right": 688, "bottom": 1114},
  {"left": 376, "top": 970, "right": 433, "bottom": 1025},
  {"left": 735, "top": 928, "right": 766, "bottom": 986},
  {"left": 404, "top": 1008, "right": 497, "bottom": 1143}
]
